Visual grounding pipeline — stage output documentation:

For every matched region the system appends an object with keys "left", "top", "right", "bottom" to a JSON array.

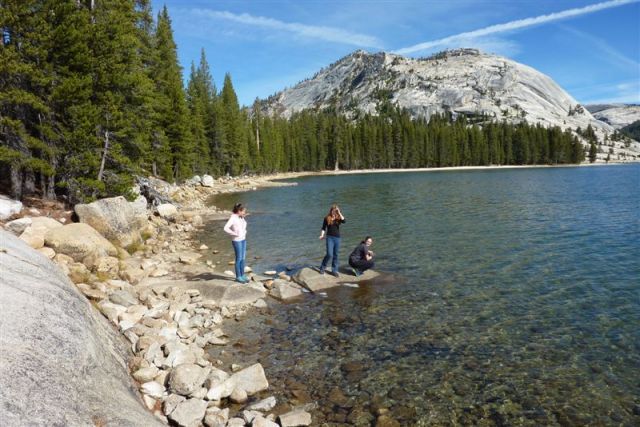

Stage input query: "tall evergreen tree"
[{"left": 152, "top": 6, "right": 192, "bottom": 180}]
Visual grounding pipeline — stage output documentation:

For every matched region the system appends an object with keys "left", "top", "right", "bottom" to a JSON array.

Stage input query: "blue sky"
[{"left": 150, "top": 0, "right": 640, "bottom": 107}]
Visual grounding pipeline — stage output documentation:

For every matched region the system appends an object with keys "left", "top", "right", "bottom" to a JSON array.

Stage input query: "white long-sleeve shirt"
[{"left": 223, "top": 214, "right": 247, "bottom": 242}]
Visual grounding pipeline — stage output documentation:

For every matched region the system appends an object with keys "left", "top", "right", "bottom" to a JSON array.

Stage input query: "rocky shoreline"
[{"left": 1, "top": 173, "right": 379, "bottom": 427}]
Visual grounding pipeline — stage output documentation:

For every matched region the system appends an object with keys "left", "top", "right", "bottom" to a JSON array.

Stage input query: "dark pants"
[
  {"left": 232, "top": 239, "right": 246, "bottom": 279},
  {"left": 320, "top": 236, "right": 340, "bottom": 272},
  {"left": 349, "top": 258, "right": 374, "bottom": 273}
]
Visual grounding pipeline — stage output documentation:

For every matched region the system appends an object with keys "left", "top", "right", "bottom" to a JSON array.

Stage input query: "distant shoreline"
[{"left": 253, "top": 160, "right": 639, "bottom": 184}]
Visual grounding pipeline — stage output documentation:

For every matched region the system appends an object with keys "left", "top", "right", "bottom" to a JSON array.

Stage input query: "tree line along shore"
[{"left": 1, "top": 1, "right": 624, "bottom": 206}]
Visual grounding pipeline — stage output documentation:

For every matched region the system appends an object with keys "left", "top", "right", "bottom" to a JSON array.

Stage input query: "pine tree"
[
  {"left": 0, "top": 0, "right": 56, "bottom": 199},
  {"left": 220, "top": 73, "right": 248, "bottom": 175},
  {"left": 153, "top": 6, "right": 192, "bottom": 180},
  {"left": 589, "top": 142, "right": 597, "bottom": 163}
]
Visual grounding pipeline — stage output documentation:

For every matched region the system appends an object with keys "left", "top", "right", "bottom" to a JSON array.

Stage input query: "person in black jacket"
[
  {"left": 349, "top": 236, "right": 375, "bottom": 276},
  {"left": 318, "top": 203, "right": 345, "bottom": 277}
]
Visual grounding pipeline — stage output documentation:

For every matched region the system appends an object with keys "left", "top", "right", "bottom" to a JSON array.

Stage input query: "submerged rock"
[{"left": 279, "top": 409, "right": 312, "bottom": 427}]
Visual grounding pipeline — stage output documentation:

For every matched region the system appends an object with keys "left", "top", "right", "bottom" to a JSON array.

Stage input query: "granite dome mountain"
[{"left": 262, "top": 49, "right": 636, "bottom": 145}]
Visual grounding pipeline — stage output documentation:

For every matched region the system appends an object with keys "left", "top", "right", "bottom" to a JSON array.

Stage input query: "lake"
[{"left": 203, "top": 165, "right": 640, "bottom": 425}]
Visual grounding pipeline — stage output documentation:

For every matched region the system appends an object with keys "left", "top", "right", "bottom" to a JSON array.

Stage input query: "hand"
[{"left": 319, "top": 235, "right": 325, "bottom": 240}]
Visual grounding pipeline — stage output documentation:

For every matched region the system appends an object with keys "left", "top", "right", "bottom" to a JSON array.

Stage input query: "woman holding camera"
[{"left": 318, "top": 203, "right": 345, "bottom": 277}]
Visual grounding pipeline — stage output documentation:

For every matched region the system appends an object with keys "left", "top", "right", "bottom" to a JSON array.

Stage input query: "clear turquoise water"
[{"left": 206, "top": 165, "right": 640, "bottom": 425}]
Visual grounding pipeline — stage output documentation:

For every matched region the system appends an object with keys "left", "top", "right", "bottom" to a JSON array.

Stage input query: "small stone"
[
  {"left": 140, "top": 381, "right": 165, "bottom": 399},
  {"left": 163, "top": 393, "right": 186, "bottom": 416},
  {"left": 279, "top": 409, "right": 312, "bottom": 427},
  {"left": 142, "top": 394, "right": 157, "bottom": 410},
  {"left": 242, "top": 410, "right": 262, "bottom": 423},
  {"left": 228, "top": 261, "right": 235, "bottom": 265},
  {"left": 168, "top": 398, "right": 208, "bottom": 427},
  {"left": 37, "top": 247, "right": 56, "bottom": 259},
  {"left": 229, "top": 387, "right": 248, "bottom": 404},
  {"left": 252, "top": 299, "right": 268, "bottom": 309},
  {"left": 375, "top": 415, "right": 401, "bottom": 427},
  {"left": 109, "top": 290, "right": 138, "bottom": 307},
  {"left": 82, "top": 288, "right": 107, "bottom": 300},
  {"left": 133, "top": 366, "right": 160, "bottom": 383},
  {"left": 264, "top": 270, "right": 277, "bottom": 276},
  {"left": 246, "top": 396, "right": 277, "bottom": 412},
  {"left": 169, "top": 364, "right": 207, "bottom": 396},
  {"left": 224, "top": 270, "right": 235, "bottom": 277},
  {"left": 199, "top": 244, "right": 208, "bottom": 250},
  {"left": 226, "top": 418, "right": 246, "bottom": 427},
  {"left": 252, "top": 415, "right": 279, "bottom": 427}
]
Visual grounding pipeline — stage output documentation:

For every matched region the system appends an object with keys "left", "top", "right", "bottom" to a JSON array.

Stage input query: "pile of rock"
[{"left": 2, "top": 187, "right": 314, "bottom": 426}]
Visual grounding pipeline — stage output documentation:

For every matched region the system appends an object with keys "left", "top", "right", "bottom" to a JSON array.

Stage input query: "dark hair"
[
  {"left": 362, "top": 236, "right": 373, "bottom": 244},
  {"left": 233, "top": 203, "right": 246, "bottom": 214}
]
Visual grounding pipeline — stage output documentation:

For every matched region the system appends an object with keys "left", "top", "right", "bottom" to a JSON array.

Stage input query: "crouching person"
[{"left": 349, "top": 236, "right": 375, "bottom": 276}]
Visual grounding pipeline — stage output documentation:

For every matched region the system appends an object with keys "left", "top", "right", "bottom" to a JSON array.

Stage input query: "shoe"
[
  {"left": 330, "top": 271, "right": 339, "bottom": 278},
  {"left": 318, "top": 268, "right": 325, "bottom": 275},
  {"left": 242, "top": 275, "right": 251, "bottom": 282},
  {"left": 351, "top": 268, "right": 361, "bottom": 277},
  {"left": 236, "top": 276, "right": 249, "bottom": 284}
]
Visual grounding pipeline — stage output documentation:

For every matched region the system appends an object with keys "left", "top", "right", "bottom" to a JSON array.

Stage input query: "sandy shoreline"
[{"left": 231, "top": 160, "right": 640, "bottom": 190}]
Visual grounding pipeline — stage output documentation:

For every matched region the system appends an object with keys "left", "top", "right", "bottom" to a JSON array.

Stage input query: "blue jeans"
[
  {"left": 321, "top": 236, "right": 340, "bottom": 273},
  {"left": 232, "top": 239, "right": 246, "bottom": 280}
]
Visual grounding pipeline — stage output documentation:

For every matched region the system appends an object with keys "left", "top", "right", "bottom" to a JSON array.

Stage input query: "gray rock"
[
  {"left": 231, "top": 363, "right": 269, "bottom": 396},
  {"left": 270, "top": 280, "right": 303, "bottom": 301},
  {"left": 133, "top": 366, "right": 160, "bottom": 383},
  {"left": 252, "top": 415, "right": 279, "bottom": 427},
  {"left": 247, "top": 396, "right": 277, "bottom": 412},
  {"left": 279, "top": 409, "right": 312, "bottom": 427},
  {"left": 229, "top": 387, "right": 248, "bottom": 403},
  {"left": 162, "top": 393, "right": 186, "bottom": 416},
  {"left": 293, "top": 267, "right": 379, "bottom": 292},
  {"left": 4, "top": 217, "right": 32, "bottom": 235},
  {"left": 201, "top": 175, "right": 215, "bottom": 187},
  {"left": 168, "top": 398, "right": 208, "bottom": 427},
  {"left": 0, "top": 195, "right": 22, "bottom": 220},
  {"left": 75, "top": 196, "right": 149, "bottom": 248},
  {"left": 109, "top": 290, "right": 138, "bottom": 307},
  {"left": 169, "top": 364, "right": 207, "bottom": 396},
  {"left": 226, "top": 418, "right": 246, "bottom": 427},
  {"left": 44, "top": 223, "right": 118, "bottom": 262},
  {"left": 140, "top": 381, "right": 165, "bottom": 399},
  {"left": 203, "top": 408, "right": 229, "bottom": 427},
  {"left": 156, "top": 203, "right": 178, "bottom": 219},
  {"left": 0, "top": 231, "right": 163, "bottom": 426}
]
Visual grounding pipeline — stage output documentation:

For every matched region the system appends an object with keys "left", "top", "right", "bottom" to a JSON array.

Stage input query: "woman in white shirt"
[{"left": 223, "top": 203, "right": 248, "bottom": 283}]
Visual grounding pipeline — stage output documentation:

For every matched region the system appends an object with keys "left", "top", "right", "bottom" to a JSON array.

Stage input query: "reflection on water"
[{"left": 203, "top": 165, "right": 640, "bottom": 425}]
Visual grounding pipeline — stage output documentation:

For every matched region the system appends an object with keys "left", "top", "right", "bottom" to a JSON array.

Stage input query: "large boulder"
[
  {"left": 201, "top": 175, "right": 214, "bottom": 187},
  {"left": 0, "top": 231, "right": 163, "bottom": 426},
  {"left": 75, "top": 196, "right": 149, "bottom": 248},
  {"left": 18, "top": 217, "right": 63, "bottom": 249},
  {"left": 0, "top": 195, "right": 22, "bottom": 220},
  {"left": 293, "top": 267, "right": 379, "bottom": 292},
  {"left": 44, "top": 223, "right": 117, "bottom": 262}
]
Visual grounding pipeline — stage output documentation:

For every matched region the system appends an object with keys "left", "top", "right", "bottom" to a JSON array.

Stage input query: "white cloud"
[
  {"left": 192, "top": 9, "right": 383, "bottom": 49},
  {"left": 396, "top": 0, "right": 639, "bottom": 55}
]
